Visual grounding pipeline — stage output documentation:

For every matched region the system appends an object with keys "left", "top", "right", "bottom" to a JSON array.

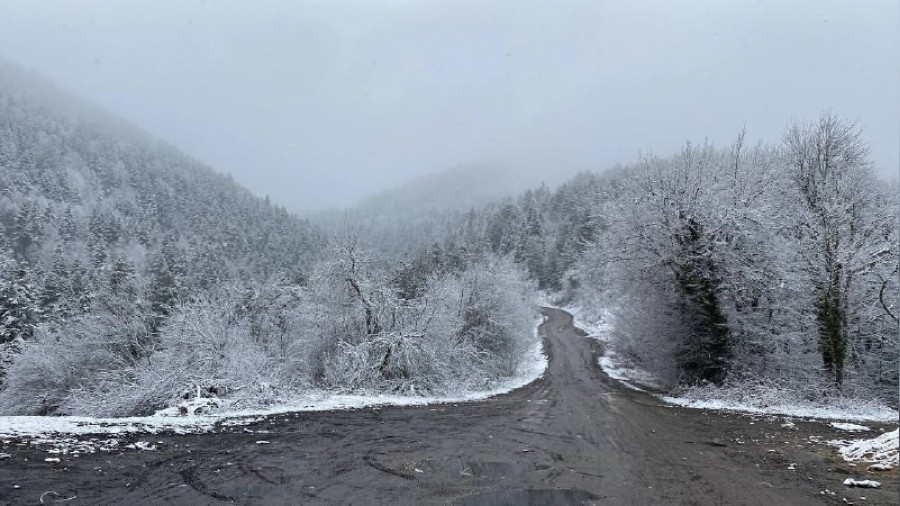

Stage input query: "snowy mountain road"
[{"left": 1, "top": 308, "right": 895, "bottom": 505}]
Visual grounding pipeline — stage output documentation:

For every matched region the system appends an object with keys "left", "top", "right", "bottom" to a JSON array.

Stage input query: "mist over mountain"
[
  {"left": 355, "top": 164, "right": 572, "bottom": 215},
  {"left": 0, "top": 60, "right": 323, "bottom": 293}
]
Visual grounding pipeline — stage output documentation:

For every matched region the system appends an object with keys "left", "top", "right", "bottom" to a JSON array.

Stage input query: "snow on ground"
[
  {"left": 560, "top": 304, "right": 608, "bottom": 340},
  {"left": 661, "top": 394, "right": 898, "bottom": 424},
  {"left": 561, "top": 304, "right": 900, "bottom": 424},
  {"left": 0, "top": 321, "right": 548, "bottom": 440},
  {"left": 842, "top": 478, "right": 882, "bottom": 488},
  {"left": 597, "top": 354, "right": 661, "bottom": 392},
  {"left": 830, "top": 422, "right": 871, "bottom": 432},
  {"left": 830, "top": 429, "right": 899, "bottom": 471}
]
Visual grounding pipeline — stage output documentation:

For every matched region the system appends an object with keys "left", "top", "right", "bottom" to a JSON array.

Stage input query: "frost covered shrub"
[
  {"left": 318, "top": 333, "right": 480, "bottom": 395},
  {"left": 0, "top": 304, "right": 151, "bottom": 415},
  {"left": 0, "top": 252, "right": 539, "bottom": 416},
  {"left": 455, "top": 256, "right": 535, "bottom": 376},
  {"left": 0, "top": 282, "right": 317, "bottom": 416},
  {"left": 316, "top": 255, "right": 537, "bottom": 395},
  {"left": 107, "top": 283, "right": 318, "bottom": 415}
]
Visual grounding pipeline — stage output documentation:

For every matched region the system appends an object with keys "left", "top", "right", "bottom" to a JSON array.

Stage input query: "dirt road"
[{"left": 1, "top": 308, "right": 895, "bottom": 505}]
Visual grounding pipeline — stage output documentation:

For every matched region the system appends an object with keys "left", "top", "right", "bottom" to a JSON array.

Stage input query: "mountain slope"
[{"left": 0, "top": 61, "right": 323, "bottom": 341}]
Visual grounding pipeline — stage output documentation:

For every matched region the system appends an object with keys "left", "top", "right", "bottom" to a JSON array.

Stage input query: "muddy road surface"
[{"left": 1, "top": 308, "right": 896, "bottom": 505}]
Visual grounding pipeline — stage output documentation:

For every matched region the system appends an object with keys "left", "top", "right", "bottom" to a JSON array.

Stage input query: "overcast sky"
[{"left": 0, "top": 0, "right": 897, "bottom": 212}]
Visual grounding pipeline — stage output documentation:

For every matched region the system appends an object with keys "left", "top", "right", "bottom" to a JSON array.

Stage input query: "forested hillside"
[
  {"left": 0, "top": 62, "right": 324, "bottom": 346},
  {"left": 0, "top": 64, "right": 537, "bottom": 416}
]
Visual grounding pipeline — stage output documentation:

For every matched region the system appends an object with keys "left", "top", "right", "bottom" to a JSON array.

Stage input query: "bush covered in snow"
[
  {"left": 0, "top": 249, "right": 537, "bottom": 416},
  {"left": 0, "top": 298, "right": 153, "bottom": 415},
  {"left": 311, "top": 249, "right": 535, "bottom": 397}
]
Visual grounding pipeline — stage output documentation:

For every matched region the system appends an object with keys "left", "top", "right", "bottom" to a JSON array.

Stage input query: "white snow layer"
[
  {"left": 662, "top": 395, "right": 899, "bottom": 424},
  {"left": 0, "top": 322, "right": 548, "bottom": 439},
  {"left": 842, "top": 478, "right": 882, "bottom": 488},
  {"left": 830, "top": 429, "right": 899, "bottom": 470},
  {"left": 830, "top": 422, "right": 871, "bottom": 432}
]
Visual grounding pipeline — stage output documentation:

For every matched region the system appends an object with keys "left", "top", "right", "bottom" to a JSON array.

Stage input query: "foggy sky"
[{"left": 1, "top": 0, "right": 897, "bottom": 212}]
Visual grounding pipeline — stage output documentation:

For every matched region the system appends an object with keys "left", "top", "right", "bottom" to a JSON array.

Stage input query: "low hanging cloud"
[{"left": 1, "top": 0, "right": 896, "bottom": 212}]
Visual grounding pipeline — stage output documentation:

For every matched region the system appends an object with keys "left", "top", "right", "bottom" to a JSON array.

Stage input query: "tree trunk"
[{"left": 816, "top": 264, "right": 846, "bottom": 387}]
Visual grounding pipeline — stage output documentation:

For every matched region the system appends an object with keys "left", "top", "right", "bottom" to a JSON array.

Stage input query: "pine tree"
[
  {"left": 149, "top": 257, "right": 180, "bottom": 333},
  {"left": 0, "top": 261, "right": 40, "bottom": 343},
  {"left": 40, "top": 246, "right": 71, "bottom": 320}
]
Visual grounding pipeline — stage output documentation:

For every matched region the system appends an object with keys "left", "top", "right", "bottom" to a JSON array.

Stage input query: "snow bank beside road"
[
  {"left": 831, "top": 429, "right": 899, "bottom": 471},
  {"left": 831, "top": 422, "right": 871, "bottom": 432},
  {"left": 0, "top": 322, "right": 548, "bottom": 439},
  {"left": 661, "top": 388, "right": 899, "bottom": 423},
  {"left": 560, "top": 305, "right": 899, "bottom": 424}
]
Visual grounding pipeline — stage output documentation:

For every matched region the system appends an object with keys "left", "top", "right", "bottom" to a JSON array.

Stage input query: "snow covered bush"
[
  {"left": 312, "top": 247, "right": 537, "bottom": 396},
  {"left": 0, "top": 247, "right": 539, "bottom": 416},
  {"left": 80, "top": 282, "right": 317, "bottom": 416},
  {"left": 0, "top": 301, "right": 152, "bottom": 415}
]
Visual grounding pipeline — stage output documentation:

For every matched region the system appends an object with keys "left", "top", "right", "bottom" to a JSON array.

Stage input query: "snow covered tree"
[
  {"left": 0, "top": 259, "right": 40, "bottom": 344},
  {"left": 782, "top": 113, "right": 889, "bottom": 387}
]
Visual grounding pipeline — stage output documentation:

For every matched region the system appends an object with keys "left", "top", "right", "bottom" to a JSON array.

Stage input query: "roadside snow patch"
[
  {"left": 126, "top": 441, "right": 157, "bottom": 451},
  {"left": 597, "top": 353, "right": 660, "bottom": 392},
  {"left": 830, "top": 422, "right": 871, "bottom": 432},
  {"left": 597, "top": 355, "right": 629, "bottom": 381},
  {"left": 830, "top": 429, "right": 899, "bottom": 471},
  {"left": 842, "top": 478, "right": 881, "bottom": 488},
  {"left": 0, "top": 413, "right": 220, "bottom": 438},
  {"left": 662, "top": 392, "right": 898, "bottom": 423}
]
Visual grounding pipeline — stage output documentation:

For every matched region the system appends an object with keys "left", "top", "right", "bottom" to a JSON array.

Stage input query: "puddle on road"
[
  {"left": 455, "top": 488, "right": 597, "bottom": 506},
  {"left": 423, "top": 459, "right": 550, "bottom": 479}
]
